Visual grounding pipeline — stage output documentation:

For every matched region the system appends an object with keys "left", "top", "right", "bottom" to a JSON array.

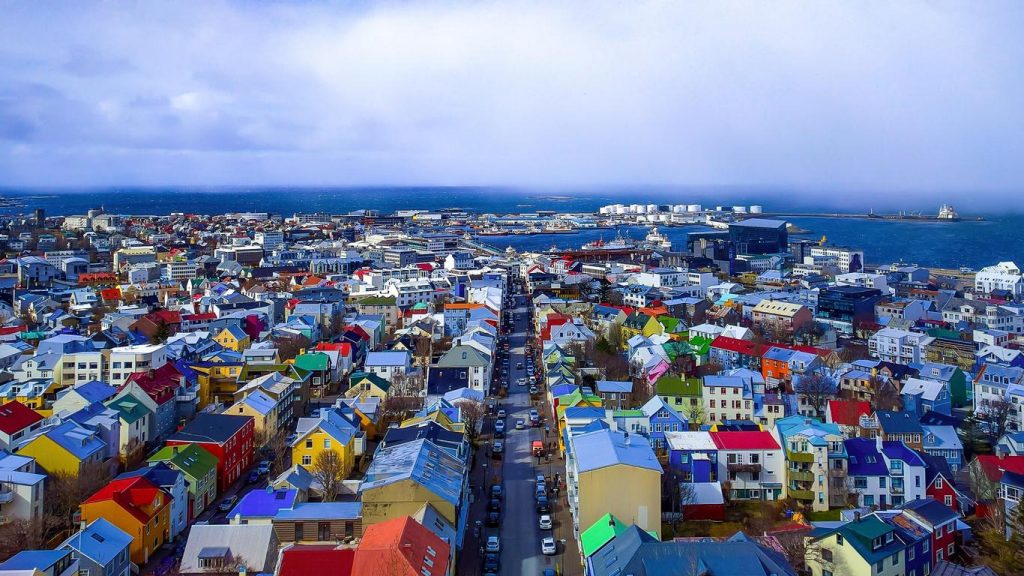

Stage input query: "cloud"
[{"left": 0, "top": 0, "right": 1022, "bottom": 203}]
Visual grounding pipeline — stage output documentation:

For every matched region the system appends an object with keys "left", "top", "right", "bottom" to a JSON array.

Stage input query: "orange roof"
[
  {"left": 353, "top": 516, "right": 450, "bottom": 576},
  {"left": 444, "top": 302, "right": 484, "bottom": 310}
]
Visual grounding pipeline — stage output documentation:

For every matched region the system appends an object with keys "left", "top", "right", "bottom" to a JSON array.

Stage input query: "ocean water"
[{"left": 0, "top": 187, "right": 1020, "bottom": 270}]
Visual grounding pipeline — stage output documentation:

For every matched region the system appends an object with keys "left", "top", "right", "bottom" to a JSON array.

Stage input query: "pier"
[{"left": 759, "top": 212, "right": 983, "bottom": 222}]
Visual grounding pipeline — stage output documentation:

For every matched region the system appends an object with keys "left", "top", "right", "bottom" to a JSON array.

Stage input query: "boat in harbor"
[{"left": 938, "top": 204, "right": 960, "bottom": 221}]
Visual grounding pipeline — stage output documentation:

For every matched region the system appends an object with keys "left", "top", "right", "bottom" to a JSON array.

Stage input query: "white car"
[
  {"left": 539, "top": 514, "right": 552, "bottom": 530},
  {"left": 516, "top": 419, "right": 525, "bottom": 430},
  {"left": 541, "top": 537, "right": 557, "bottom": 555},
  {"left": 497, "top": 409, "right": 507, "bottom": 419},
  {"left": 486, "top": 535, "right": 501, "bottom": 552}
]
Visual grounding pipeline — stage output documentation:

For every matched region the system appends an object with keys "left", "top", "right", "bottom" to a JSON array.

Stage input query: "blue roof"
[
  {"left": 564, "top": 407, "right": 605, "bottom": 421},
  {"left": 881, "top": 441, "right": 926, "bottom": 466},
  {"left": 550, "top": 384, "right": 577, "bottom": 397},
  {"left": 0, "top": 550, "right": 72, "bottom": 571},
  {"left": 844, "top": 438, "right": 888, "bottom": 476},
  {"left": 596, "top": 380, "right": 633, "bottom": 393},
  {"left": 273, "top": 501, "right": 362, "bottom": 521},
  {"left": 43, "top": 421, "right": 106, "bottom": 460},
  {"left": 241, "top": 390, "right": 276, "bottom": 416},
  {"left": 61, "top": 518, "right": 132, "bottom": 565},
  {"left": 875, "top": 410, "right": 924, "bottom": 434},
  {"left": 228, "top": 488, "right": 298, "bottom": 519},
  {"left": 572, "top": 429, "right": 662, "bottom": 474},
  {"left": 116, "top": 462, "right": 183, "bottom": 490},
  {"left": 62, "top": 380, "right": 117, "bottom": 404},
  {"left": 360, "top": 438, "right": 465, "bottom": 506}
]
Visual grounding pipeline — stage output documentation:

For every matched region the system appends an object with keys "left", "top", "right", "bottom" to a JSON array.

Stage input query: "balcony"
[
  {"left": 727, "top": 463, "right": 762, "bottom": 474},
  {"left": 790, "top": 488, "right": 815, "bottom": 501},
  {"left": 176, "top": 391, "right": 197, "bottom": 402},
  {"left": 829, "top": 468, "right": 847, "bottom": 478},
  {"left": 787, "top": 451, "right": 815, "bottom": 463},
  {"left": 890, "top": 485, "right": 904, "bottom": 495},
  {"left": 0, "top": 490, "right": 13, "bottom": 504},
  {"left": 789, "top": 469, "right": 815, "bottom": 483},
  {"left": 889, "top": 466, "right": 903, "bottom": 476}
]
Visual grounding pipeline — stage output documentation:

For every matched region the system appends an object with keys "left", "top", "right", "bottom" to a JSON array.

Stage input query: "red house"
[
  {"left": 680, "top": 482, "right": 726, "bottom": 521},
  {"left": 920, "top": 452, "right": 961, "bottom": 513},
  {"left": 900, "top": 498, "right": 961, "bottom": 565},
  {"left": 278, "top": 545, "right": 354, "bottom": 576},
  {"left": 353, "top": 516, "right": 450, "bottom": 576},
  {"left": 969, "top": 454, "right": 1024, "bottom": 517},
  {"left": 166, "top": 413, "right": 255, "bottom": 491},
  {"left": 0, "top": 400, "right": 44, "bottom": 449}
]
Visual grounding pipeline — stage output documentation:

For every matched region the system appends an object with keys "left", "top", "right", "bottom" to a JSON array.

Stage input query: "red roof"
[
  {"left": 353, "top": 516, "right": 450, "bottom": 576},
  {"left": 415, "top": 263, "right": 434, "bottom": 271},
  {"left": 99, "top": 288, "right": 122, "bottom": 301},
  {"left": 709, "top": 431, "right": 780, "bottom": 451},
  {"left": 315, "top": 342, "right": 353, "bottom": 357},
  {"left": 0, "top": 400, "right": 43, "bottom": 434},
  {"left": 710, "top": 336, "right": 766, "bottom": 357},
  {"left": 0, "top": 326, "right": 27, "bottom": 336},
  {"left": 183, "top": 312, "right": 217, "bottom": 321},
  {"left": 83, "top": 476, "right": 167, "bottom": 524},
  {"left": 827, "top": 400, "right": 872, "bottom": 426},
  {"left": 974, "top": 455, "right": 1024, "bottom": 482},
  {"left": 125, "top": 363, "right": 181, "bottom": 404},
  {"left": 150, "top": 309, "right": 182, "bottom": 324},
  {"left": 278, "top": 545, "right": 353, "bottom": 576}
]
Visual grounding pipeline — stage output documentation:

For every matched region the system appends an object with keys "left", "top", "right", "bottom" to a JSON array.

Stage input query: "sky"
[{"left": 1, "top": 1, "right": 1023, "bottom": 202}]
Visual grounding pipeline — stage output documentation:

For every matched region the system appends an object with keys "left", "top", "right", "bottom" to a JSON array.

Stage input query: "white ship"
[
  {"left": 644, "top": 226, "right": 672, "bottom": 250},
  {"left": 937, "top": 204, "right": 960, "bottom": 221}
]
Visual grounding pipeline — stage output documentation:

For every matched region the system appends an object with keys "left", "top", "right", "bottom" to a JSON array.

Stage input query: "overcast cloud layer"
[{"left": 1, "top": 1, "right": 1022, "bottom": 199}]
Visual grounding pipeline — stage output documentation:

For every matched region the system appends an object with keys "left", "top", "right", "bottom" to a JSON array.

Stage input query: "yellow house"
[
  {"left": 80, "top": 475, "right": 171, "bottom": 565},
  {"left": 291, "top": 411, "right": 359, "bottom": 478},
  {"left": 229, "top": 390, "right": 278, "bottom": 444},
  {"left": 191, "top": 361, "right": 244, "bottom": 407},
  {"left": 400, "top": 408, "right": 464, "bottom": 435},
  {"left": 17, "top": 421, "right": 107, "bottom": 475},
  {"left": 344, "top": 372, "right": 391, "bottom": 400},
  {"left": 805, "top": 515, "right": 906, "bottom": 576},
  {"left": 360, "top": 439, "right": 465, "bottom": 529},
  {"left": 567, "top": 428, "right": 662, "bottom": 544},
  {"left": 214, "top": 325, "right": 251, "bottom": 352}
]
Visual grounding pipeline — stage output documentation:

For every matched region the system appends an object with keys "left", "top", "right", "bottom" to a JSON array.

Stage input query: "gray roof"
[
  {"left": 180, "top": 524, "right": 278, "bottom": 574},
  {"left": 572, "top": 429, "right": 663, "bottom": 474}
]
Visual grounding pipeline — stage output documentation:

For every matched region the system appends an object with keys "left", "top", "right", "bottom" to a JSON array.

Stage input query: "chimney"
[
  {"left": 855, "top": 511, "right": 861, "bottom": 522},
  {"left": 172, "top": 446, "right": 179, "bottom": 455},
  {"left": 624, "top": 431, "right": 630, "bottom": 446}
]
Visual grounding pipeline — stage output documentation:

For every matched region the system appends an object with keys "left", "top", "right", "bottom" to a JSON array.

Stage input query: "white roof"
[
  {"left": 900, "top": 377, "right": 945, "bottom": 401},
  {"left": 664, "top": 431, "right": 716, "bottom": 451}
]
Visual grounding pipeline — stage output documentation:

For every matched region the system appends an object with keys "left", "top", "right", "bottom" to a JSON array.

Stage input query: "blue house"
[
  {"left": 621, "top": 396, "right": 688, "bottom": 451},
  {"left": 900, "top": 377, "right": 951, "bottom": 417},
  {"left": 664, "top": 430, "right": 718, "bottom": 482},
  {"left": 59, "top": 518, "right": 134, "bottom": 576},
  {"left": 921, "top": 425, "right": 964, "bottom": 471},
  {"left": 0, "top": 549, "right": 78, "bottom": 576},
  {"left": 228, "top": 488, "right": 300, "bottom": 524}
]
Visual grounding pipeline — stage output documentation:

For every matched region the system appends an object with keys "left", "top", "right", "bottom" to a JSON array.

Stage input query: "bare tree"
[
  {"left": 274, "top": 334, "right": 311, "bottom": 361},
  {"left": 459, "top": 400, "right": 486, "bottom": 445},
  {"left": 606, "top": 322, "right": 624, "bottom": 350},
  {"left": 976, "top": 500, "right": 1024, "bottom": 575},
  {"left": 795, "top": 371, "right": 837, "bottom": 419},
  {"left": 684, "top": 401, "right": 706, "bottom": 429},
  {"left": 870, "top": 375, "right": 902, "bottom": 412},
  {"left": 979, "top": 398, "right": 1014, "bottom": 443},
  {"left": 44, "top": 461, "right": 113, "bottom": 533},
  {"left": 0, "top": 518, "right": 48, "bottom": 562},
  {"left": 378, "top": 396, "right": 424, "bottom": 431},
  {"left": 311, "top": 450, "right": 346, "bottom": 502}
]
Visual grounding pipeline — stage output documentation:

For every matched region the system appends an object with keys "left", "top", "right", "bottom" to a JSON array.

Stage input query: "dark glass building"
[
  {"left": 728, "top": 219, "right": 788, "bottom": 255},
  {"left": 817, "top": 285, "right": 883, "bottom": 327}
]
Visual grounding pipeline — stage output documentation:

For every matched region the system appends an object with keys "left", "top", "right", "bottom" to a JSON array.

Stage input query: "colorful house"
[
  {"left": 214, "top": 325, "right": 251, "bottom": 352},
  {"left": 709, "top": 431, "right": 785, "bottom": 502},
  {"left": 656, "top": 375, "right": 703, "bottom": 422},
  {"left": 59, "top": 518, "right": 135, "bottom": 576},
  {"left": 79, "top": 476, "right": 171, "bottom": 565},
  {"left": 17, "top": 420, "right": 107, "bottom": 475},
  {"left": 166, "top": 413, "right": 255, "bottom": 492},
  {"left": 775, "top": 415, "right": 847, "bottom": 511},
  {"left": 806, "top": 515, "right": 908, "bottom": 576},
  {"left": 291, "top": 409, "right": 360, "bottom": 479},
  {"left": 148, "top": 443, "right": 218, "bottom": 521},
  {"left": 352, "top": 515, "right": 450, "bottom": 576},
  {"left": 345, "top": 371, "right": 391, "bottom": 400}
]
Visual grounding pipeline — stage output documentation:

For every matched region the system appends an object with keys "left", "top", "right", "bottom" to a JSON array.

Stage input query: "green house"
[{"left": 149, "top": 443, "right": 219, "bottom": 519}]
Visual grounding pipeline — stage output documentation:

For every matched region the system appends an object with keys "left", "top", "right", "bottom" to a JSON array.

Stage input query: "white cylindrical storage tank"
[
  {"left": 687, "top": 204, "right": 701, "bottom": 212},
  {"left": 645, "top": 214, "right": 659, "bottom": 222},
  {"left": 716, "top": 205, "right": 725, "bottom": 212},
  {"left": 672, "top": 205, "right": 685, "bottom": 213},
  {"left": 733, "top": 206, "right": 747, "bottom": 213},
  {"left": 646, "top": 204, "right": 658, "bottom": 214},
  {"left": 750, "top": 205, "right": 763, "bottom": 214},
  {"left": 659, "top": 214, "right": 671, "bottom": 222},
  {"left": 614, "top": 205, "right": 626, "bottom": 214},
  {"left": 599, "top": 206, "right": 609, "bottom": 214}
]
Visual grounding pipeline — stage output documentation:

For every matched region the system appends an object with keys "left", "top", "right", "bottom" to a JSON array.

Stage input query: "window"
[
  {"left": 324, "top": 439, "right": 331, "bottom": 449},
  {"left": 879, "top": 477, "right": 887, "bottom": 488},
  {"left": 947, "top": 543, "right": 954, "bottom": 556},
  {"left": 302, "top": 455, "right": 312, "bottom": 466},
  {"left": 891, "top": 552, "right": 899, "bottom": 566},
  {"left": 822, "top": 549, "right": 833, "bottom": 562},
  {"left": 944, "top": 495, "right": 953, "bottom": 507},
  {"left": 934, "top": 477, "right": 943, "bottom": 489},
  {"left": 909, "top": 546, "right": 916, "bottom": 561},
  {"left": 306, "top": 439, "right": 313, "bottom": 449},
  {"left": 750, "top": 454, "right": 759, "bottom": 464},
  {"left": 836, "top": 534, "right": 843, "bottom": 545},
  {"left": 875, "top": 561, "right": 884, "bottom": 572}
]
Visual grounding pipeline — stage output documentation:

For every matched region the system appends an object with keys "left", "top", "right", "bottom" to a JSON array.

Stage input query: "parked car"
[
  {"left": 541, "top": 537, "right": 557, "bottom": 555},
  {"left": 218, "top": 495, "right": 238, "bottom": 512},
  {"left": 486, "top": 535, "right": 501, "bottom": 552},
  {"left": 539, "top": 514, "right": 552, "bottom": 530},
  {"left": 246, "top": 470, "right": 260, "bottom": 484},
  {"left": 516, "top": 419, "right": 525, "bottom": 430},
  {"left": 491, "top": 484, "right": 503, "bottom": 500},
  {"left": 489, "top": 499, "right": 501, "bottom": 513},
  {"left": 483, "top": 553, "right": 500, "bottom": 572},
  {"left": 492, "top": 440, "right": 504, "bottom": 457},
  {"left": 497, "top": 409, "right": 507, "bottom": 419},
  {"left": 257, "top": 460, "right": 271, "bottom": 475},
  {"left": 536, "top": 496, "right": 550, "bottom": 513},
  {"left": 529, "top": 386, "right": 539, "bottom": 395},
  {"left": 485, "top": 511, "right": 501, "bottom": 527}
]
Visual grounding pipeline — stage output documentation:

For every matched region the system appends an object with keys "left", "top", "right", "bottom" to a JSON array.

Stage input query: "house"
[
  {"left": 710, "top": 431, "right": 785, "bottom": 502},
  {"left": 586, "top": 527, "right": 796, "bottom": 576},
  {"left": 276, "top": 544, "right": 354, "bottom": 576},
  {"left": 352, "top": 515, "right": 450, "bottom": 576},
  {"left": 178, "top": 524, "right": 279, "bottom": 575},
  {"left": 51, "top": 380, "right": 118, "bottom": 417},
  {"left": 775, "top": 416, "right": 848, "bottom": 510},
  {"left": 59, "top": 518, "right": 135, "bottom": 576},
  {"left": 566, "top": 428, "right": 663, "bottom": 549},
  {"left": 435, "top": 345, "right": 491, "bottom": 393},
  {"left": 875, "top": 410, "right": 925, "bottom": 450},
  {"left": 0, "top": 550, "right": 78, "bottom": 576},
  {"left": 345, "top": 371, "right": 391, "bottom": 400},
  {"left": 751, "top": 300, "right": 813, "bottom": 333},
  {"left": 921, "top": 425, "right": 964, "bottom": 472},
  {"left": 79, "top": 476, "right": 171, "bottom": 565},
  {"left": 106, "top": 392, "right": 153, "bottom": 458},
  {"left": 117, "top": 462, "right": 189, "bottom": 541},
  {"left": 869, "top": 328, "right": 932, "bottom": 365},
  {"left": 17, "top": 420, "right": 107, "bottom": 475},
  {"left": 919, "top": 452, "right": 961, "bottom": 513},
  {"left": 655, "top": 375, "right": 703, "bottom": 422},
  {"left": 227, "top": 488, "right": 299, "bottom": 524},
  {"left": 709, "top": 336, "right": 765, "bottom": 371},
  {"left": 702, "top": 375, "right": 754, "bottom": 425},
  {"left": 213, "top": 325, "right": 251, "bottom": 352},
  {"left": 902, "top": 498, "right": 961, "bottom": 565},
  {"left": 612, "top": 396, "right": 688, "bottom": 452},
  {"left": 0, "top": 452, "right": 46, "bottom": 521},
  {"left": 359, "top": 438, "right": 468, "bottom": 544},
  {"left": 901, "top": 378, "right": 951, "bottom": 417},
  {"left": 122, "top": 363, "right": 183, "bottom": 440},
  {"left": 826, "top": 399, "right": 872, "bottom": 439},
  {"left": 229, "top": 390, "right": 278, "bottom": 445},
  {"left": 271, "top": 501, "right": 363, "bottom": 544},
  {"left": 664, "top": 431, "right": 718, "bottom": 482},
  {"left": 363, "top": 350, "right": 412, "bottom": 384},
  {"left": 148, "top": 443, "right": 219, "bottom": 521},
  {"left": 166, "top": 413, "right": 255, "bottom": 492},
  {"left": 806, "top": 514, "right": 909, "bottom": 576},
  {"left": 0, "top": 400, "right": 44, "bottom": 450},
  {"left": 294, "top": 352, "right": 334, "bottom": 397},
  {"left": 291, "top": 409, "right": 361, "bottom": 479},
  {"left": 680, "top": 482, "right": 726, "bottom": 521}
]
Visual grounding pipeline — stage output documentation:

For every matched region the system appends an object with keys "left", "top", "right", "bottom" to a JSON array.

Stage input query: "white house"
[{"left": 976, "top": 261, "right": 1023, "bottom": 298}]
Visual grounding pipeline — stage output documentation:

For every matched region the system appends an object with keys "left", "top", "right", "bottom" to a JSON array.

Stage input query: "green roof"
[
  {"left": 580, "top": 513, "right": 630, "bottom": 557},
  {"left": 656, "top": 375, "right": 702, "bottom": 397},
  {"left": 107, "top": 394, "right": 151, "bottom": 424},
  {"left": 149, "top": 443, "right": 218, "bottom": 483},
  {"left": 612, "top": 409, "right": 645, "bottom": 418},
  {"left": 657, "top": 316, "right": 683, "bottom": 332},
  {"left": 350, "top": 371, "right": 391, "bottom": 391},
  {"left": 294, "top": 352, "right": 330, "bottom": 372},
  {"left": 358, "top": 296, "right": 397, "bottom": 306}
]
